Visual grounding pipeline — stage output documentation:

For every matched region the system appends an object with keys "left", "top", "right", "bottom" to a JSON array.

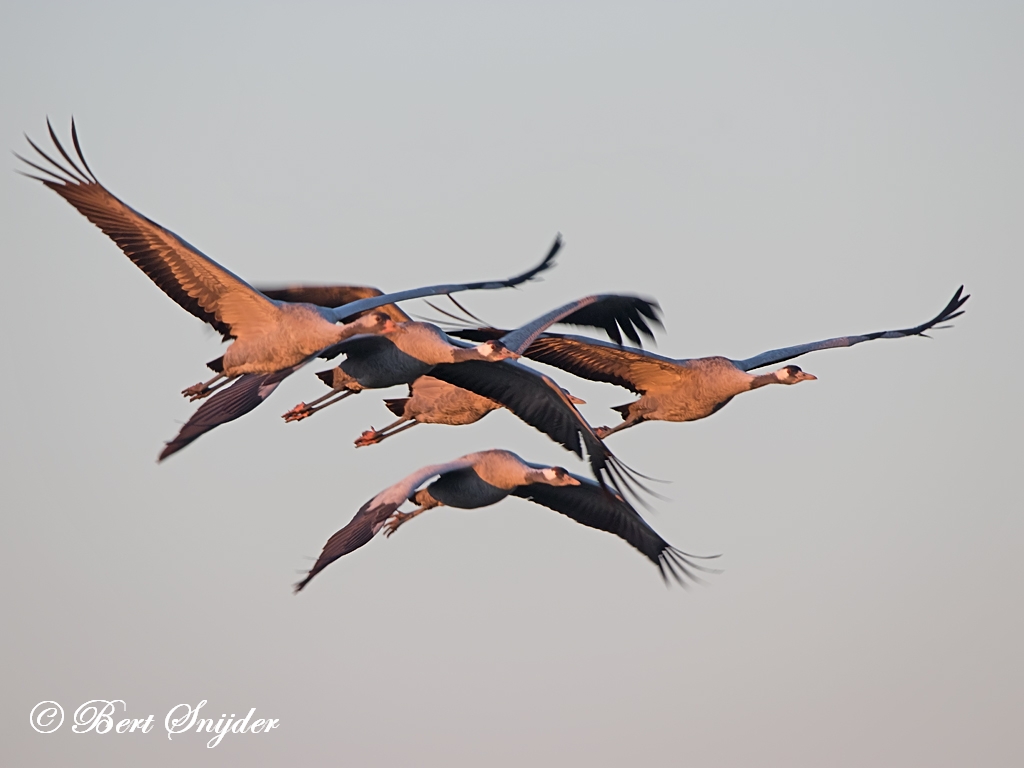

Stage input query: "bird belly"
[
  {"left": 410, "top": 394, "right": 499, "bottom": 425},
  {"left": 426, "top": 472, "right": 511, "bottom": 509},
  {"left": 221, "top": 311, "right": 342, "bottom": 375},
  {"left": 644, "top": 386, "right": 740, "bottom": 422},
  {"left": 340, "top": 349, "right": 432, "bottom": 389}
]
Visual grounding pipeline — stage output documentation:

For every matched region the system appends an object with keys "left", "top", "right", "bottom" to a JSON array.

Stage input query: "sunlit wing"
[
  {"left": 19, "top": 119, "right": 279, "bottom": 339},
  {"left": 733, "top": 286, "right": 969, "bottom": 371},
  {"left": 294, "top": 456, "right": 480, "bottom": 591}
]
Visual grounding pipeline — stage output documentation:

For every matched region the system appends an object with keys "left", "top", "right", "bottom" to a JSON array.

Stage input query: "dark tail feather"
[
  {"left": 315, "top": 369, "right": 335, "bottom": 387},
  {"left": 383, "top": 398, "right": 409, "bottom": 417},
  {"left": 206, "top": 356, "right": 224, "bottom": 373},
  {"left": 611, "top": 402, "right": 632, "bottom": 418}
]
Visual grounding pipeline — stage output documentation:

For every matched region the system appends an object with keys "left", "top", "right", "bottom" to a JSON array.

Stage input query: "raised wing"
[
  {"left": 19, "top": 119, "right": 279, "bottom": 339},
  {"left": 321, "top": 236, "right": 562, "bottom": 322},
  {"left": 513, "top": 470, "right": 719, "bottom": 586},
  {"left": 428, "top": 360, "right": 652, "bottom": 504},
  {"left": 294, "top": 455, "right": 480, "bottom": 591},
  {"left": 733, "top": 286, "right": 970, "bottom": 371},
  {"left": 158, "top": 366, "right": 301, "bottom": 461},
  {"left": 258, "top": 284, "right": 412, "bottom": 323},
  {"left": 498, "top": 294, "right": 662, "bottom": 354}
]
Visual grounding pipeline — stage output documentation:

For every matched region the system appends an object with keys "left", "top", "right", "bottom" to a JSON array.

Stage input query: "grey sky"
[{"left": 2, "top": 2, "right": 1021, "bottom": 765}]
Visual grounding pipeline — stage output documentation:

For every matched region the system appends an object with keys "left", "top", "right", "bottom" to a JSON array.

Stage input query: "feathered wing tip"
[
  {"left": 565, "top": 296, "right": 664, "bottom": 346},
  {"left": 158, "top": 368, "right": 292, "bottom": 461},
  {"left": 657, "top": 547, "right": 723, "bottom": 589},
  {"left": 585, "top": 436, "right": 670, "bottom": 512},
  {"left": 293, "top": 501, "right": 397, "bottom": 593},
  {"left": 416, "top": 296, "right": 494, "bottom": 329},
  {"left": 16, "top": 118, "right": 101, "bottom": 188},
  {"left": 606, "top": 457, "right": 669, "bottom": 511},
  {"left": 918, "top": 284, "right": 969, "bottom": 331},
  {"left": 505, "top": 234, "right": 561, "bottom": 287},
  {"left": 869, "top": 284, "right": 970, "bottom": 340}
]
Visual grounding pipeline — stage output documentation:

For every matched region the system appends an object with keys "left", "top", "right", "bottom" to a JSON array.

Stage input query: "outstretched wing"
[
  {"left": 513, "top": 470, "right": 719, "bottom": 586},
  {"left": 498, "top": 294, "right": 662, "bottom": 354},
  {"left": 428, "top": 360, "right": 651, "bottom": 504},
  {"left": 158, "top": 366, "right": 301, "bottom": 461},
  {"left": 19, "top": 119, "right": 279, "bottom": 339},
  {"left": 733, "top": 286, "right": 970, "bottom": 371},
  {"left": 505, "top": 334, "right": 683, "bottom": 394},
  {"left": 321, "top": 236, "right": 562, "bottom": 322},
  {"left": 258, "top": 284, "right": 412, "bottom": 323},
  {"left": 294, "top": 456, "right": 480, "bottom": 591}
]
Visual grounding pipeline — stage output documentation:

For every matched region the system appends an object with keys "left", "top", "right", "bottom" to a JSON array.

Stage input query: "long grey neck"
[
  {"left": 748, "top": 371, "right": 781, "bottom": 390},
  {"left": 450, "top": 346, "right": 487, "bottom": 363}
]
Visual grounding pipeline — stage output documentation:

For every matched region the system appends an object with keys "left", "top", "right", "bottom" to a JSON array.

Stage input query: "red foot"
[
  {"left": 182, "top": 383, "right": 208, "bottom": 401},
  {"left": 353, "top": 429, "right": 382, "bottom": 447},
  {"left": 283, "top": 403, "right": 311, "bottom": 423}
]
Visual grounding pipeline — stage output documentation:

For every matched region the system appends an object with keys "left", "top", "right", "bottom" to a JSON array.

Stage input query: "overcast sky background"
[{"left": 2, "top": 2, "right": 1021, "bottom": 765}]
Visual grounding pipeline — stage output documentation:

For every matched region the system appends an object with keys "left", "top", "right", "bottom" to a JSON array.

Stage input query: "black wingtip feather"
[{"left": 69, "top": 118, "right": 99, "bottom": 183}]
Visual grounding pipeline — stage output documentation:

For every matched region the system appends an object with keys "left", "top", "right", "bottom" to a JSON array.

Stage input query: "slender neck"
[
  {"left": 450, "top": 346, "right": 489, "bottom": 363},
  {"left": 748, "top": 371, "right": 783, "bottom": 390},
  {"left": 332, "top": 316, "right": 380, "bottom": 343}
]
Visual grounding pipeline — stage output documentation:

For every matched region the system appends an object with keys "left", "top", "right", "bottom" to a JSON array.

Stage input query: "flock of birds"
[{"left": 19, "top": 119, "right": 970, "bottom": 593}]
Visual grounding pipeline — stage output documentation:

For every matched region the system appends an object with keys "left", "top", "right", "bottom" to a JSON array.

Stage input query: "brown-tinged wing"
[{"left": 18, "top": 119, "right": 278, "bottom": 339}]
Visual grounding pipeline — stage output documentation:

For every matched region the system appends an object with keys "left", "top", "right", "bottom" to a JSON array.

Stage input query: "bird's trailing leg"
[
  {"left": 354, "top": 417, "right": 420, "bottom": 447},
  {"left": 182, "top": 373, "right": 235, "bottom": 401},
  {"left": 594, "top": 412, "right": 643, "bottom": 439},
  {"left": 383, "top": 505, "right": 431, "bottom": 538},
  {"left": 283, "top": 389, "right": 357, "bottom": 422}
]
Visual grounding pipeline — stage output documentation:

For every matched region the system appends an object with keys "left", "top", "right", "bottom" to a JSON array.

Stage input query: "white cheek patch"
[{"left": 542, "top": 468, "right": 559, "bottom": 481}]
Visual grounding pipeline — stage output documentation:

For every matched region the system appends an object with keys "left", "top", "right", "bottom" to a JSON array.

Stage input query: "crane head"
[{"left": 776, "top": 364, "right": 817, "bottom": 384}]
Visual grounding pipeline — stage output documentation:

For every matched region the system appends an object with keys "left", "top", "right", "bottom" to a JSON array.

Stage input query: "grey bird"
[
  {"left": 453, "top": 287, "right": 969, "bottom": 438},
  {"left": 294, "top": 449, "right": 717, "bottom": 592},
  {"left": 18, "top": 119, "right": 559, "bottom": 402}
]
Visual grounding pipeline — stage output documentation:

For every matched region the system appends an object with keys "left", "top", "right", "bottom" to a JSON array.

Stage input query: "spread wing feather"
[
  {"left": 498, "top": 295, "right": 662, "bottom": 354},
  {"left": 19, "top": 119, "right": 279, "bottom": 339},
  {"left": 734, "top": 287, "right": 970, "bottom": 371},
  {"left": 158, "top": 366, "right": 302, "bottom": 461},
  {"left": 294, "top": 457, "right": 479, "bottom": 591},
  {"left": 520, "top": 335, "right": 682, "bottom": 394},
  {"left": 428, "top": 360, "right": 649, "bottom": 503},
  {"left": 513, "top": 470, "right": 719, "bottom": 586}
]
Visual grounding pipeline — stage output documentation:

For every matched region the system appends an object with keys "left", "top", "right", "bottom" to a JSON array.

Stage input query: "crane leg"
[
  {"left": 182, "top": 373, "right": 234, "bottom": 401},
  {"left": 594, "top": 413, "right": 643, "bottom": 439},
  {"left": 354, "top": 418, "right": 419, "bottom": 447},
  {"left": 383, "top": 505, "right": 432, "bottom": 538},
  {"left": 282, "top": 389, "right": 357, "bottom": 422}
]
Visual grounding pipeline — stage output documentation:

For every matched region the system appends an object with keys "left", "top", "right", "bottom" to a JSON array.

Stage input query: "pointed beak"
[
  {"left": 566, "top": 476, "right": 581, "bottom": 486},
  {"left": 800, "top": 372, "right": 818, "bottom": 382},
  {"left": 565, "top": 393, "right": 587, "bottom": 405}
]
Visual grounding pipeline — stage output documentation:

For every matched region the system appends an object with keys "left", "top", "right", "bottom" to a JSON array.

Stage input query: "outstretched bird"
[
  {"left": 294, "top": 449, "right": 717, "bottom": 592},
  {"left": 453, "top": 287, "right": 969, "bottom": 438},
  {"left": 18, "top": 119, "right": 559, "bottom": 402}
]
